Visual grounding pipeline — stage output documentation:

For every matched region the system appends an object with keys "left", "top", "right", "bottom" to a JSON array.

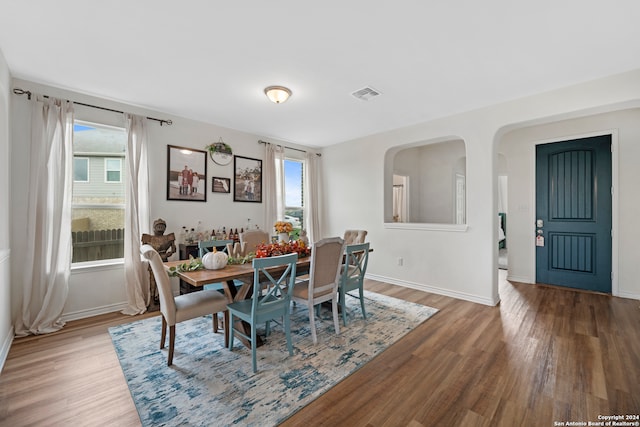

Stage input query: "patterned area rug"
[{"left": 109, "top": 291, "right": 438, "bottom": 426}]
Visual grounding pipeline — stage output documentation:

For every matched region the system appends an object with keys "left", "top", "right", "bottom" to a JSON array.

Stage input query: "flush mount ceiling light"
[{"left": 264, "top": 86, "right": 292, "bottom": 104}]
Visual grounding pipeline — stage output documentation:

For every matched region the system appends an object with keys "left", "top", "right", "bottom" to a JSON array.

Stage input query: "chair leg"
[
  {"left": 228, "top": 312, "right": 235, "bottom": 350},
  {"left": 251, "top": 317, "right": 258, "bottom": 373},
  {"left": 359, "top": 286, "right": 367, "bottom": 320},
  {"left": 161, "top": 316, "right": 167, "bottom": 349},
  {"left": 284, "top": 309, "right": 293, "bottom": 356},
  {"left": 167, "top": 325, "right": 176, "bottom": 366},
  {"left": 223, "top": 311, "right": 230, "bottom": 348},
  {"left": 213, "top": 313, "right": 219, "bottom": 333},
  {"left": 309, "top": 301, "right": 318, "bottom": 344},
  {"left": 340, "top": 290, "right": 348, "bottom": 326},
  {"left": 331, "top": 298, "right": 340, "bottom": 336}
]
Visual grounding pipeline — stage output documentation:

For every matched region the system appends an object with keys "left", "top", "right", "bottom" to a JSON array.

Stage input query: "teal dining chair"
[
  {"left": 227, "top": 252, "right": 298, "bottom": 373},
  {"left": 339, "top": 242, "right": 370, "bottom": 326},
  {"left": 197, "top": 239, "right": 235, "bottom": 333},
  {"left": 198, "top": 239, "right": 234, "bottom": 257}
]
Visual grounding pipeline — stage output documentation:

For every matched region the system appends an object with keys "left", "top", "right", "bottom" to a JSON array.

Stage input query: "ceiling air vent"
[{"left": 351, "top": 86, "right": 381, "bottom": 101}]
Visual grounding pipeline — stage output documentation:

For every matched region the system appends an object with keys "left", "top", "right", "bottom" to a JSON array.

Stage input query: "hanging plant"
[{"left": 206, "top": 137, "right": 233, "bottom": 165}]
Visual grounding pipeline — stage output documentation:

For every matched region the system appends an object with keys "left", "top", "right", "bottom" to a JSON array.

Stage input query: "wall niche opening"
[{"left": 384, "top": 137, "right": 467, "bottom": 226}]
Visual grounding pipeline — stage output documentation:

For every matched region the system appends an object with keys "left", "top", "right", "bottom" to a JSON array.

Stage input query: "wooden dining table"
[{"left": 164, "top": 255, "right": 311, "bottom": 349}]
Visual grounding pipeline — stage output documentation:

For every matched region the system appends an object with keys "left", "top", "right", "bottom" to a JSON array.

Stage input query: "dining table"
[{"left": 164, "top": 255, "right": 311, "bottom": 349}]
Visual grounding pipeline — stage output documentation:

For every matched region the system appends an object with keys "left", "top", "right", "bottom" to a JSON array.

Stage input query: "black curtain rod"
[
  {"left": 12, "top": 88, "right": 173, "bottom": 126},
  {"left": 258, "top": 139, "right": 321, "bottom": 156}
]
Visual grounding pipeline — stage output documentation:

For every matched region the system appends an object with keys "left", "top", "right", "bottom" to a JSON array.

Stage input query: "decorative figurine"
[
  {"left": 141, "top": 219, "right": 177, "bottom": 308},
  {"left": 299, "top": 229, "right": 309, "bottom": 246}
]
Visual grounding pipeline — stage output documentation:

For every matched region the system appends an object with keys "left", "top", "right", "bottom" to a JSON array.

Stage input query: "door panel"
[{"left": 535, "top": 135, "right": 612, "bottom": 292}]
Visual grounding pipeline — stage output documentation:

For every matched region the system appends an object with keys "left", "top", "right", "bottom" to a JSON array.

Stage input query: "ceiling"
[{"left": 2, "top": 1, "right": 640, "bottom": 148}]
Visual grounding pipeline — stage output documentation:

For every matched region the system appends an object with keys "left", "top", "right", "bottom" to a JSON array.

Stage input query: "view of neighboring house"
[{"left": 71, "top": 122, "right": 126, "bottom": 261}]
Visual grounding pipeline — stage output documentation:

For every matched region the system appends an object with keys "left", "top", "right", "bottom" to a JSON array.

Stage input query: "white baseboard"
[
  {"left": 62, "top": 302, "right": 130, "bottom": 322},
  {"left": 617, "top": 290, "right": 640, "bottom": 301},
  {"left": 366, "top": 273, "right": 499, "bottom": 306},
  {"left": 0, "top": 325, "right": 14, "bottom": 374}
]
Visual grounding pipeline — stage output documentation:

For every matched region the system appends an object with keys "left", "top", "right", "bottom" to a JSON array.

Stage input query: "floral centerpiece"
[
  {"left": 274, "top": 221, "right": 293, "bottom": 234},
  {"left": 274, "top": 221, "right": 294, "bottom": 243},
  {"left": 255, "top": 240, "right": 311, "bottom": 259}
]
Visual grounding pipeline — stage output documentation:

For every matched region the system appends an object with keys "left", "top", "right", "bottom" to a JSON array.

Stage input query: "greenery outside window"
[{"left": 284, "top": 158, "right": 304, "bottom": 238}]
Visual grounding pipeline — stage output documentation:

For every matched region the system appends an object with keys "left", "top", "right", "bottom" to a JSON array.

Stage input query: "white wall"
[
  {"left": 9, "top": 78, "right": 298, "bottom": 321},
  {"left": 322, "top": 69, "right": 640, "bottom": 305},
  {"left": 0, "top": 48, "right": 12, "bottom": 370}
]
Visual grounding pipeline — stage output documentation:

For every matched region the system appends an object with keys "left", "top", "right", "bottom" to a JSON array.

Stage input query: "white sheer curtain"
[
  {"left": 121, "top": 113, "right": 150, "bottom": 315},
  {"left": 304, "top": 152, "right": 321, "bottom": 243},
  {"left": 263, "top": 142, "right": 285, "bottom": 232},
  {"left": 15, "top": 97, "right": 74, "bottom": 336}
]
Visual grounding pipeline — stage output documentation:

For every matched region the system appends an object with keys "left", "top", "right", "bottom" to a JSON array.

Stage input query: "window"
[
  {"left": 105, "top": 158, "right": 122, "bottom": 182},
  {"left": 284, "top": 159, "right": 304, "bottom": 236},
  {"left": 74, "top": 158, "right": 89, "bottom": 182},
  {"left": 72, "top": 121, "right": 126, "bottom": 263}
]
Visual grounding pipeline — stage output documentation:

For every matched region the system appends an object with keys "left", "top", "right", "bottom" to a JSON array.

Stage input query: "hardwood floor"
[{"left": 1, "top": 273, "right": 638, "bottom": 426}]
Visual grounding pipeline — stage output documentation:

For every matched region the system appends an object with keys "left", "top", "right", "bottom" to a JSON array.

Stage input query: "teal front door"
[{"left": 535, "top": 135, "right": 612, "bottom": 292}]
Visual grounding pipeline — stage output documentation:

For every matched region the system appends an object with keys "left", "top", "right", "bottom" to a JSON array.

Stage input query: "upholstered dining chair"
[
  {"left": 140, "top": 244, "right": 229, "bottom": 366},
  {"left": 343, "top": 229, "right": 367, "bottom": 245},
  {"left": 291, "top": 237, "right": 345, "bottom": 344},
  {"left": 339, "top": 242, "right": 370, "bottom": 326},
  {"left": 227, "top": 252, "right": 298, "bottom": 373},
  {"left": 239, "top": 229, "right": 271, "bottom": 254}
]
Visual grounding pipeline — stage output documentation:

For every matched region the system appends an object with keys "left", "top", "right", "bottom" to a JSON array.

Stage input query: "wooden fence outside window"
[{"left": 72, "top": 228, "right": 124, "bottom": 262}]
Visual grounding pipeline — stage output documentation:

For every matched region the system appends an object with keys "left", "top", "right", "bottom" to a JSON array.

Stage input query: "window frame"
[
  {"left": 104, "top": 157, "right": 122, "bottom": 183},
  {"left": 283, "top": 156, "right": 305, "bottom": 232},
  {"left": 73, "top": 157, "right": 90, "bottom": 183},
  {"left": 72, "top": 120, "right": 127, "bottom": 267}
]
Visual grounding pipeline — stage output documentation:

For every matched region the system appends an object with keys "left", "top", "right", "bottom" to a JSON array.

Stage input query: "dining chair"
[
  {"left": 239, "top": 229, "right": 271, "bottom": 254},
  {"left": 140, "top": 244, "right": 229, "bottom": 366},
  {"left": 291, "top": 237, "right": 345, "bottom": 344},
  {"left": 198, "top": 239, "right": 234, "bottom": 257},
  {"left": 339, "top": 242, "right": 370, "bottom": 326},
  {"left": 227, "top": 252, "right": 298, "bottom": 373},
  {"left": 197, "top": 238, "right": 235, "bottom": 333},
  {"left": 343, "top": 229, "right": 367, "bottom": 245}
]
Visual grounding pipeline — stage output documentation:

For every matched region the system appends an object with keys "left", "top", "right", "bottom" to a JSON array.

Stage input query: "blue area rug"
[{"left": 109, "top": 290, "right": 438, "bottom": 426}]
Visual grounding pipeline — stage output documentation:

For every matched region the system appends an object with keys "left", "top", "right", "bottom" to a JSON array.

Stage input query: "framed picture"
[
  {"left": 167, "top": 145, "right": 207, "bottom": 202},
  {"left": 212, "top": 176, "right": 231, "bottom": 193},
  {"left": 233, "top": 155, "right": 262, "bottom": 203}
]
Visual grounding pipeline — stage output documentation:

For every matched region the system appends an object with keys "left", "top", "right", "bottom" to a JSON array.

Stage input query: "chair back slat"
[
  {"left": 198, "top": 239, "right": 234, "bottom": 257},
  {"left": 343, "top": 242, "right": 370, "bottom": 287},
  {"left": 252, "top": 253, "right": 298, "bottom": 314}
]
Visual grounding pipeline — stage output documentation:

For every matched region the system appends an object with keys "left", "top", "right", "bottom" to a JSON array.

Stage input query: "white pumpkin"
[{"left": 202, "top": 251, "right": 228, "bottom": 270}]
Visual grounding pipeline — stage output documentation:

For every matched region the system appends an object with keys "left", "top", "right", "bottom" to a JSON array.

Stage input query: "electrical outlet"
[{"left": 397, "top": 257, "right": 403, "bottom": 266}]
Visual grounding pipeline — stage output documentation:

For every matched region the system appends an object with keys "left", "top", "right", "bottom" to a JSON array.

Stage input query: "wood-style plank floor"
[{"left": 1, "top": 272, "right": 639, "bottom": 426}]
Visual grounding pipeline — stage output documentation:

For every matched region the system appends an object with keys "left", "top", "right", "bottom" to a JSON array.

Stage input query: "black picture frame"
[
  {"left": 212, "top": 177, "right": 231, "bottom": 193},
  {"left": 233, "top": 155, "right": 262, "bottom": 203},
  {"left": 167, "top": 145, "right": 207, "bottom": 202}
]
